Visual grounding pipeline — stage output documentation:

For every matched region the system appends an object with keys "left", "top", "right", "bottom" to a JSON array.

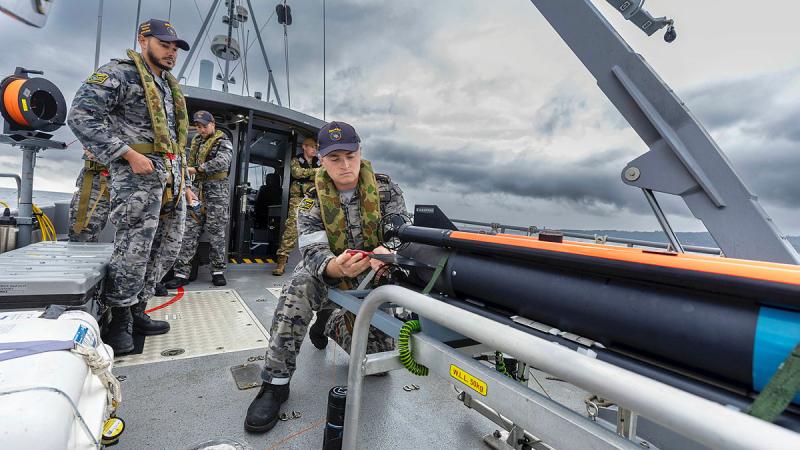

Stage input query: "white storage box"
[{"left": 0, "top": 310, "right": 116, "bottom": 450}]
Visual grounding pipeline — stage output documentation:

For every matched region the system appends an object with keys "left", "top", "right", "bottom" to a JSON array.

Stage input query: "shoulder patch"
[
  {"left": 375, "top": 173, "right": 391, "bottom": 183},
  {"left": 86, "top": 73, "right": 109, "bottom": 85},
  {"left": 299, "top": 197, "right": 315, "bottom": 212}
]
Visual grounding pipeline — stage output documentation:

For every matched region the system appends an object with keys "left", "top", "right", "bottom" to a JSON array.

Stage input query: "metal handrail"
[
  {"left": 0, "top": 173, "right": 22, "bottom": 201},
  {"left": 451, "top": 217, "right": 723, "bottom": 255},
  {"left": 342, "top": 285, "right": 800, "bottom": 450}
]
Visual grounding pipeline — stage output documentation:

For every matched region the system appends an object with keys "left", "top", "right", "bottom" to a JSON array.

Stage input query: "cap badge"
[{"left": 329, "top": 127, "right": 342, "bottom": 141}]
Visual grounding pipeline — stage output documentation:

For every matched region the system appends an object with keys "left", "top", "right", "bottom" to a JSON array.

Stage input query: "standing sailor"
[
  {"left": 69, "top": 148, "right": 171, "bottom": 296},
  {"left": 272, "top": 137, "right": 320, "bottom": 276},
  {"left": 67, "top": 19, "right": 195, "bottom": 355},
  {"left": 245, "top": 121, "right": 405, "bottom": 433},
  {"left": 165, "top": 111, "right": 233, "bottom": 288},
  {"left": 68, "top": 148, "right": 110, "bottom": 242}
]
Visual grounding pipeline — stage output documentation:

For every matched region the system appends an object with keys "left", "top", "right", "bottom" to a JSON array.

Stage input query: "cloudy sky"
[{"left": 0, "top": 0, "right": 798, "bottom": 234}]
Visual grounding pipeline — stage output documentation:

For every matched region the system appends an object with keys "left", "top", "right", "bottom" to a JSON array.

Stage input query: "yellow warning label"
[
  {"left": 450, "top": 364, "right": 487, "bottom": 396},
  {"left": 21, "top": 99, "right": 28, "bottom": 111}
]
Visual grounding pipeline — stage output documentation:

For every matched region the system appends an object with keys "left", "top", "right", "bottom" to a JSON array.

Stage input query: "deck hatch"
[{"left": 114, "top": 289, "right": 269, "bottom": 367}]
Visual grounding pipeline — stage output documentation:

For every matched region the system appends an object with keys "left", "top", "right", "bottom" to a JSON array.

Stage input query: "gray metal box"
[{"left": 0, "top": 242, "right": 113, "bottom": 317}]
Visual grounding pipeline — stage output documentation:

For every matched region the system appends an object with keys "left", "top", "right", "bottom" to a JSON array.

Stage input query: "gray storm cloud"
[{"left": 0, "top": 0, "right": 797, "bottom": 232}]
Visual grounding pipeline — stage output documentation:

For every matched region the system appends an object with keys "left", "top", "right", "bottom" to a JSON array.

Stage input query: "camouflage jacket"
[
  {"left": 297, "top": 173, "right": 407, "bottom": 285},
  {"left": 289, "top": 156, "right": 320, "bottom": 197},
  {"left": 191, "top": 133, "right": 233, "bottom": 176},
  {"left": 67, "top": 56, "right": 189, "bottom": 186}
]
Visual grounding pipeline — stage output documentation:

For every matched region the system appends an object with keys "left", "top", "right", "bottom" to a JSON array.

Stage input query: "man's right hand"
[
  {"left": 123, "top": 148, "right": 155, "bottom": 174},
  {"left": 325, "top": 250, "right": 372, "bottom": 279}
]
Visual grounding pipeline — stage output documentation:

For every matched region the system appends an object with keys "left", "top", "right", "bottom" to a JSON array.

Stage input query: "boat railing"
[
  {"left": 341, "top": 285, "right": 800, "bottom": 450},
  {"left": 451, "top": 218, "right": 724, "bottom": 256}
]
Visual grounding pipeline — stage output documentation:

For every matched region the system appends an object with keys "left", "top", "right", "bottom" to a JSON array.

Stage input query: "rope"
[{"left": 71, "top": 343, "right": 122, "bottom": 415}]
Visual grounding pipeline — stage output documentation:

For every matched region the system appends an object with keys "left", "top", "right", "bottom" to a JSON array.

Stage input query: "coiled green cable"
[
  {"left": 397, "top": 320, "right": 429, "bottom": 376},
  {"left": 495, "top": 351, "right": 512, "bottom": 378}
]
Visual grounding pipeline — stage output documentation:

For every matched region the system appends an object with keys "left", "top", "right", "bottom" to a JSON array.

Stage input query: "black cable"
[
  {"left": 323, "top": 0, "right": 326, "bottom": 120},
  {"left": 283, "top": 0, "right": 291, "bottom": 108},
  {"left": 187, "top": 0, "right": 223, "bottom": 81}
]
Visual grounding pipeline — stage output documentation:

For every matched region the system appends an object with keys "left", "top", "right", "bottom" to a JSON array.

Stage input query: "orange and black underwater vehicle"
[{"left": 384, "top": 205, "right": 800, "bottom": 429}]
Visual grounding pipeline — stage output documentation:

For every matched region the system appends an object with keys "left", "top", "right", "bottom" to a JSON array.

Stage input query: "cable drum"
[{"left": 0, "top": 75, "right": 67, "bottom": 132}]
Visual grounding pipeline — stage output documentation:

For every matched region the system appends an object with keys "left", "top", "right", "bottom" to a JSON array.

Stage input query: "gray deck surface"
[{"left": 113, "top": 253, "right": 588, "bottom": 450}]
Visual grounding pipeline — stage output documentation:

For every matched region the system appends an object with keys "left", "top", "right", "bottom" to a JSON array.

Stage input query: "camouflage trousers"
[
  {"left": 105, "top": 158, "right": 186, "bottom": 307},
  {"left": 172, "top": 179, "right": 230, "bottom": 276},
  {"left": 261, "top": 263, "right": 394, "bottom": 382},
  {"left": 68, "top": 167, "right": 110, "bottom": 242},
  {"left": 275, "top": 194, "right": 302, "bottom": 257}
]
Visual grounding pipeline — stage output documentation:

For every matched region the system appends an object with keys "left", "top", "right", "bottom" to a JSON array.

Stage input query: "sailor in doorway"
[
  {"left": 245, "top": 121, "right": 407, "bottom": 433},
  {"left": 68, "top": 148, "right": 110, "bottom": 242},
  {"left": 164, "top": 110, "right": 233, "bottom": 288},
  {"left": 272, "top": 136, "right": 321, "bottom": 276},
  {"left": 67, "top": 19, "right": 193, "bottom": 355}
]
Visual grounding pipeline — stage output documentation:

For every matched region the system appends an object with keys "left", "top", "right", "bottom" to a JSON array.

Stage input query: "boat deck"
[{"left": 112, "top": 254, "right": 589, "bottom": 449}]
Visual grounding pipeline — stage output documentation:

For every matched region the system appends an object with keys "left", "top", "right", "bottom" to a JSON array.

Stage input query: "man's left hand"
[
  {"left": 185, "top": 188, "right": 197, "bottom": 204},
  {"left": 370, "top": 245, "right": 392, "bottom": 273}
]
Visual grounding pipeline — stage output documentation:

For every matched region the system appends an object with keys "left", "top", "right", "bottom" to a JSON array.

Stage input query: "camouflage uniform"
[
  {"left": 261, "top": 172, "right": 406, "bottom": 382},
  {"left": 172, "top": 134, "right": 233, "bottom": 277},
  {"left": 275, "top": 156, "right": 320, "bottom": 257},
  {"left": 67, "top": 56, "right": 189, "bottom": 307},
  {"left": 67, "top": 158, "right": 110, "bottom": 242}
]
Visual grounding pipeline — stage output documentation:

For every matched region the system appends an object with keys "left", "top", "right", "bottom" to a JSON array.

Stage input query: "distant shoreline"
[{"left": 1, "top": 187, "right": 796, "bottom": 251}]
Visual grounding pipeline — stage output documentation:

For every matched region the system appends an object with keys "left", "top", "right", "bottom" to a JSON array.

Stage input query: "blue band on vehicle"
[{"left": 753, "top": 306, "right": 800, "bottom": 404}]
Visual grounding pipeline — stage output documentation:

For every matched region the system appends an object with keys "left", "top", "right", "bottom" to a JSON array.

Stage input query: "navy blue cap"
[
  {"left": 317, "top": 121, "right": 360, "bottom": 157},
  {"left": 139, "top": 19, "right": 190, "bottom": 51},
  {"left": 193, "top": 110, "right": 214, "bottom": 125}
]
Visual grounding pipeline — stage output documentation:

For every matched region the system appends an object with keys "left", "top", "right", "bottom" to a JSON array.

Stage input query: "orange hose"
[{"left": 2, "top": 78, "right": 28, "bottom": 127}]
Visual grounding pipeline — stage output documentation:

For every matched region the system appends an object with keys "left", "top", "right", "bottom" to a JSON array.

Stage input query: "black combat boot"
[
  {"left": 104, "top": 306, "right": 134, "bottom": 355},
  {"left": 309, "top": 308, "right": 333, "bottom": 350},
  {"left": 244, "top": 382, "right": 290, "bottom": 432},
  {"left": 154, "top": 282, "right": 169, "bottom": 297},
  {"left": 212, "top": 273, "right": 227, "bottom": 286},
  {"left": 131, "top": 301, "right": 170, "bottom": 335},
  {"left": 164, "top": 276, "right": 189, "bottom": 289}
]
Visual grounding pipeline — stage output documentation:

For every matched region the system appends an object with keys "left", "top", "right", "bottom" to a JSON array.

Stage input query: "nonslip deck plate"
[
  {"left": 114, "top": 289, "right": 269, "bottom": 367},
  {"left": 230, "top": 363, "right": 264, "bottom": 390}
]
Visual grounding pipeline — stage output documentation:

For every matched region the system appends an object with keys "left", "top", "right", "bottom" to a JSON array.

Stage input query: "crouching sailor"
[{"left": 245, "top": 121, "right": 407, "bottom": 433}]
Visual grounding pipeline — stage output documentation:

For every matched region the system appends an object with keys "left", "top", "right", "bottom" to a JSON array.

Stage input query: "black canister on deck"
[{"left": 322, "top": 385, "right": 347, "bottom": 450}]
